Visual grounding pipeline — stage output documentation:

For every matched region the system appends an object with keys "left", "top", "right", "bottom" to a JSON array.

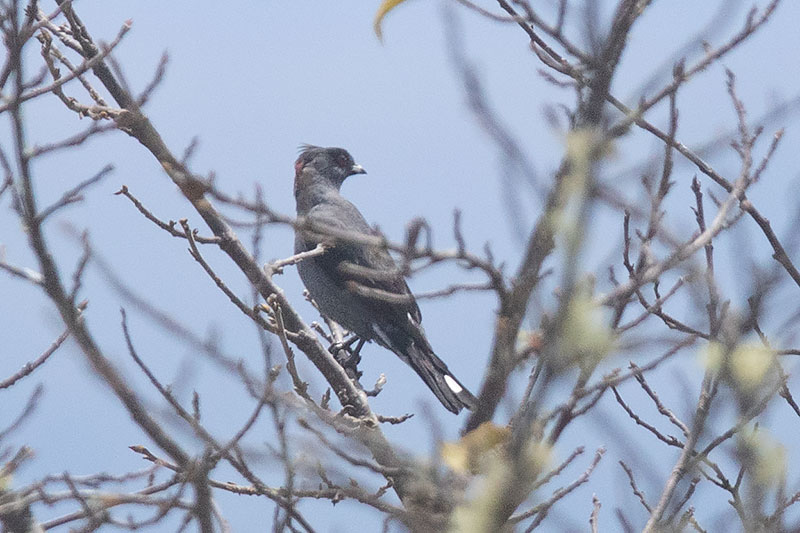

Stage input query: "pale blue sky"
[{"left": 2, "top": 1, "right": 800, "bottom": 530}]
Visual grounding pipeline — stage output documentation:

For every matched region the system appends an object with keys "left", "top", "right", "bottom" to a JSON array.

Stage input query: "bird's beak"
[{"left": 350, "top": 163, "right": 366, "bottom": 175}]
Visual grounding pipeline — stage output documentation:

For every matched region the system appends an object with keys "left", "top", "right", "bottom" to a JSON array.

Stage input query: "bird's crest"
[
  {"left": 297, "top": 143, "right": 321, "bottom": 154},
  {"left": 295, "top": 144, "right": 321, "bottom": 175}
]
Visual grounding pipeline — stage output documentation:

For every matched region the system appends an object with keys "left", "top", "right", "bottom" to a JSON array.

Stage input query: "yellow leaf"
[
  {"left": 699, "top": 341, "right": 724, "bottom": 371},
  {"left": 448, "top": 440, "right": 553, "bottom": 533},
  {"left": 560, "top": 280, "right": 614, "bottom": 370},
  {"left": 374, "top": 0, "right": 409, "bottom": 42},
  {"left": 441, "top": 422, "right": 510, "bottom": 474},
  {"left": 740, "top": 429, "right": 787, "bottom": 486},
  {"left": 730, "top": 344, "right": 775, "bottom": 390},
  {"left": 441, "top": 441, "right": 470, "bottom": 474},
  {"left": 699, "top": 342, "right": 776, "bottom": 391}
]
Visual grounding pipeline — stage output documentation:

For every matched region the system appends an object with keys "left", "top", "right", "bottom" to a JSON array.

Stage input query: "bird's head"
[{"left": 294, "top": 145, "right": 366, "bottom": 191}]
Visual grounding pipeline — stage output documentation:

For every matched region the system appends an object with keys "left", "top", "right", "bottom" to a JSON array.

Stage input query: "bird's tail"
[{"left": 404, "top": 343, "right": 477, "bottom": 414}]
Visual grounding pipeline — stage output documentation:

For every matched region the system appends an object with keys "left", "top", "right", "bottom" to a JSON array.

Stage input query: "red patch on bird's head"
[{"left": 295, "top": 144, "right": 320, "bottom": 177}]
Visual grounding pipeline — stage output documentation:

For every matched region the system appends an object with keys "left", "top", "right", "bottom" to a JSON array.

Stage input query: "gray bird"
[{"left": 293, "top": 145, "right": 477, "bottom": 413}]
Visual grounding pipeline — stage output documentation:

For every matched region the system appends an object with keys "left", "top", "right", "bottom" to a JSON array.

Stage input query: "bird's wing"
[{"left": 301, "top": 200, "right": 422, "bottom": 321}]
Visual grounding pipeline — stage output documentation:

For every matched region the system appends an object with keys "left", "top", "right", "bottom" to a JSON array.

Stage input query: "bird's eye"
[{"left": 336, "top": 154, "right": 350, "bottom": 168}]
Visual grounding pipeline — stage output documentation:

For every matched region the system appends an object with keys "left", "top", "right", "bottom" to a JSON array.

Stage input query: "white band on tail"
[{"left": 443, "top": 374, "right": 463, "bottom": 394}]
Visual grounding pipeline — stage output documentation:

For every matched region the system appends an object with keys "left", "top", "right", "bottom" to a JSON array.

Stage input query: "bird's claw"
[{"left": 330, "top": 337, "right": 363, "bottom": 380}]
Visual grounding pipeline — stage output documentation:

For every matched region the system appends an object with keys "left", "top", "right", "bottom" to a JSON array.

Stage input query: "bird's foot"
[
  {"left": 328, "top": 334, "right": 361, "bottom": 359},
  {"left": 330, "top": 336, "right": 364, "bottom": 381}
]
